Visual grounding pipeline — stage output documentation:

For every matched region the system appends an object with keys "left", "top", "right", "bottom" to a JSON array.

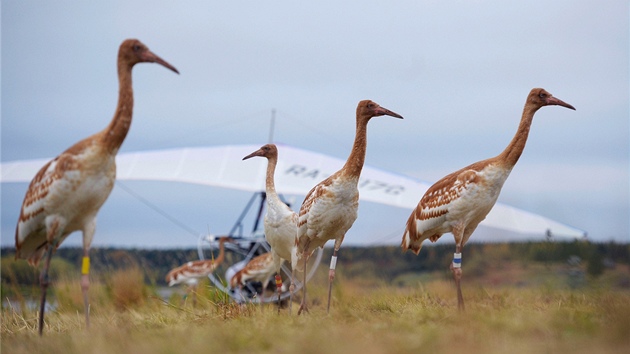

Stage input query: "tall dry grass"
[{"left": 2, "top": 264, "right": 629, "bottom": 354}]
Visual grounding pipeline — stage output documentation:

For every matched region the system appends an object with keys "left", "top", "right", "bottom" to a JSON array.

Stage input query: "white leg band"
[
  {"left": 329, "top": 256, "right": 337, "bottom": 270},
  {"left": 453, "top": 253, "right": 462, "bottom": 268}
]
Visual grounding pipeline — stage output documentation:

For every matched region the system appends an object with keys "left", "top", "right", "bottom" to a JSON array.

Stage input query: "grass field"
[{"left": 2, "top": 263, "right": 629, "bottom": 354}]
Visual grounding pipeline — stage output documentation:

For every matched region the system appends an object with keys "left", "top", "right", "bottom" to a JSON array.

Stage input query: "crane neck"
[
  {"left": 497, "top": 103, "right": 539, "bottom": 167},
  {"left": 341, "top": 117, "right": 369, "bottom": 179},
  {"left": 265, "top": 155, "right": 280, "bottom": 199},
  {"left": 101, "top": 61, "right": 134, "bottom": 154},
  {"left": 215, "top": 239, "right": 227, "bottom": 265}
]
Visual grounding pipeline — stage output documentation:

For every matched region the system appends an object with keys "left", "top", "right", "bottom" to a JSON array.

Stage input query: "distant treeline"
[{"left": 2, "top": 241, "right": 628, "bottom": 287}]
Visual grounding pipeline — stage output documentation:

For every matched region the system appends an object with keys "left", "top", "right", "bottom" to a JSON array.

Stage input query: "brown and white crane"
[
  {"left": 165, "top": 236, "right": 234, "bottom": 306},
  {"left": 402, "top": 88, "right": 575, "bottom": 311},
  {"left": 230, "top": 252, "right": 277, "bottom": 303},
  {"left": 296, "top": 100, "right": 403, "bottom": 314},
  {"left": 14, "top": 39, "right": 178, "bottom": 335},
  {"left": 243, "top": 144, "right": 299, "bottom": 313}
]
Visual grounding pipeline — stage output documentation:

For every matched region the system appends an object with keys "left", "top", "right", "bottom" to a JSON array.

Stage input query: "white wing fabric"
[{"left": 1, "top": 144, "right": 586, "bottom": 240}]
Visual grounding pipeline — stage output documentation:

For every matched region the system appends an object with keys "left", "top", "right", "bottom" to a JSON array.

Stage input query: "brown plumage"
[
  {"left": 14, "top": 39, "right": 178, "bottom": 335},
  {"left": 296, "top": 100, "right": 403, "bottom": 314},
  {"left": 402, "top": 88, "right": 575, "bottom": 311},
  {"left": 165, "top": 237, "right": 233, "bottom": 306},
  {"left": 229, "top": 252, "right": 277, "bottom": 300},
  {"left": 166, "top": 237, "right": 233, "bottom": 287}
]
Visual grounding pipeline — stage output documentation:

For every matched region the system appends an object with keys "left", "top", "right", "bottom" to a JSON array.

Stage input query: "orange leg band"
[{"left": 275, "top": 274, "right": 283, "bottom": 288}]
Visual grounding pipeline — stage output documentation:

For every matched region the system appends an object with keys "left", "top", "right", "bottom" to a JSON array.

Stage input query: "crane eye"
[
  {"left": 539, "top": 92, "right": 547, "bottom": 99},
  {"left": 133, "top": 44, "right": 141, "bottom": 52}
]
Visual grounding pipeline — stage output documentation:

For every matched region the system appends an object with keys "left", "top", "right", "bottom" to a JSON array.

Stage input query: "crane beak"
[
  {"left": 242, "top": 149, "right": 264, "bottom": 160},
  {"left": 546, "top": 96, "right": 575, "bottom": 110},
  {"left": 142, "top": 50, "right": 180, "bottom": 74},
  {"left": 375, "top": 106, "right": 404, "bottom": 119}
]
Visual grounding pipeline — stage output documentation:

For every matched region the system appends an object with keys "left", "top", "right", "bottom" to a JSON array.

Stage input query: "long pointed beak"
[
  {"left": 242, "top": 150, "right": 263, "bottom": 160},
  {"left": 377, "top": 106, "right": 404, "bottom": 119},
  {"left": 144, "top": 50, "right": 179, "bottom": 74},
  {"left": 547, "top": 96, "right": 575, "bottom": 110}
]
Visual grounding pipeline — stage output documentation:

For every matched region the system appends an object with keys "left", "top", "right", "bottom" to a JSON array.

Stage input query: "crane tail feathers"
[{"left": 401, "top": 230, "right": 423, "bottom": 255}]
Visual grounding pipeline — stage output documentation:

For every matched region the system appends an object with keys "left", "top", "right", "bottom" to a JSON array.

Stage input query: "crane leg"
[
  {"left": 289, "top": 274, "right": 294, "bottom": 315},
  {"left": 451, "top": 245, "right": 465, "bottom": 311},
  {"left": 275, "top": 274, "right": 283, "bottom": 314},
  {"left": 326, "top": 249, "right": 338, "bottom": 314},
  {"left": 298, "top": 249, "right": 310, "bottom": 315},
  {"left": 181, "top": 287, "right": 190, "bottom": 306},
  {"left": 81, "top": 222, "right": 95, "bottom": 329},
  {"left": 80, "top": 253, "right": 91, "bottom": 328},
  {"left": 38, "top": 245, "right": 55, "bottom": 336}
]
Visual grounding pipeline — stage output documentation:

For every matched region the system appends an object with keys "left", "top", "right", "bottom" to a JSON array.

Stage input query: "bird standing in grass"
[
  {"left": 230, "top": 252, "right": 277, "bottom": 304},
  {"left": 243, "top": 144, "right": 299, "bottom": 313},
  {"left": 402, "top": 88, "right": 575, "bottom": 311},
  {"left": 296, "top": 100, "right": 403, "bottom": 315},
  {"left": 14, "top": 39, "right": 178, "bottom": 335},
  {"left": 166, "top": 236, "right": 234, "bottom": 306}
]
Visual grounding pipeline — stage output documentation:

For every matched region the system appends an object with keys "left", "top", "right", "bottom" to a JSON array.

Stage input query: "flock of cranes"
[{"left": 13, "top": 39, "right": 575, "bottom": 335}]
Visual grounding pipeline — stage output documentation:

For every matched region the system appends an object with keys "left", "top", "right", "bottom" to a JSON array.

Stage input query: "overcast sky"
[{"left": 1, "top": 1, "right": 628, "bottom": 250}]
